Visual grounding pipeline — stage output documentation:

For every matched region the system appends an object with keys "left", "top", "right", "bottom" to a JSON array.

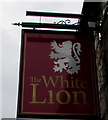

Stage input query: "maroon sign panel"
[{"left": 17, "top": 29, "right": 100, "bottom": 119}]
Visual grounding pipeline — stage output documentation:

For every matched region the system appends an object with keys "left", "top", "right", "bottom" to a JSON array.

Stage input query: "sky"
[{"left": 1, "top": 1, "right": 84, "bottom": 119}]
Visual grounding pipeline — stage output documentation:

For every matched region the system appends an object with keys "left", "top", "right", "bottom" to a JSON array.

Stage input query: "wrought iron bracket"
[{"left": 12, "top": 11, "right": 102, "bottom": 32}]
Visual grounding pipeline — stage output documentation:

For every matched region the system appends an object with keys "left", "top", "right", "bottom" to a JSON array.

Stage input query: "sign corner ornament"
[{"left": 17, "top": 29, "right": 100, "bottom": 119}]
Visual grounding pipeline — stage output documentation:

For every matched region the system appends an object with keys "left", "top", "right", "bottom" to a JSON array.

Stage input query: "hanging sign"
[{"left": 17, "top": 29, "right": 100, "bottom": 119}]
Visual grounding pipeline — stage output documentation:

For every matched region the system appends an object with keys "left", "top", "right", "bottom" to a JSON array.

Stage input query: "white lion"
[{"left": 49, "top": 40, "right": 81, "bottom": 74}]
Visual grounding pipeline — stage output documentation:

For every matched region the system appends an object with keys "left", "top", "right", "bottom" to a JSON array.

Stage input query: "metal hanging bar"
[
  {"left": 12, "top": 22, "right": 80, "bottom": 29},
  {"left": 26, "top": 11, "right": 84, "bottom": 19},
  {"left": 12, "top": 11, "right": 101, "bottom": 31},
  {"left": 26, "top": 11, "right": 98, "bottom": 22},
  {"left": 12, "top": 22, "right": 100, "bottom": 31}
]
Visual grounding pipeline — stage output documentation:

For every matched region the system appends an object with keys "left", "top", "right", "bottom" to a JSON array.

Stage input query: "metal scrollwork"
[{"left": 54, "top": 19, "right": 71, "bottom": 25}]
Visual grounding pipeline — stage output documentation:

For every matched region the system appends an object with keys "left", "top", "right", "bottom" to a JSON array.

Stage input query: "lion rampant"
[{"left": 49, "top": 40, "right": 81, "bottom": 74}]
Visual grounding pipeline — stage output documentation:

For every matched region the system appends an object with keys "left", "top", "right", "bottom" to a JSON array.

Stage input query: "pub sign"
[{"left": 17, "top": 29, "right": 100, "bottom": 119}]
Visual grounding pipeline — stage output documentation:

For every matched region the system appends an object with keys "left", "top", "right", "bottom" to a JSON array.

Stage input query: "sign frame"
[{"left": 17, "top": 29, "right": 100, "bottom": 119}]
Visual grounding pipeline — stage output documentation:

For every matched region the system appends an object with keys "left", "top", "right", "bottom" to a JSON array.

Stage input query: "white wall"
[{"left": 1, "top": 1, "right": 83, "bottom": 118}]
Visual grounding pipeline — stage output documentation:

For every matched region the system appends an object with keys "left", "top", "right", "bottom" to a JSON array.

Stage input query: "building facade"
[{"left": 82, "top": 1, "right": 108, "bottom": 120}]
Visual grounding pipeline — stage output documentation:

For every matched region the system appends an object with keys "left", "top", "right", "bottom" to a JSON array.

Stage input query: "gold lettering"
[
  {"left": 75, "top": 79, "right": 80, "bottom": 88},
  {"left": 47, "top": 91, "right": 54, "bottom": 104},
  {"left": 56, "top": 90, "right": 71, "bottom": 104},
  {"left": 60, "top": 76, "right": 69, "bottom": 88},
  {"left": 30, "top": 84, "right": 46, "bottom": 103},
  {"left": 72, "top": 91, "right": 88, "bottom": 104},
  {"left": 30, "top": 76, "right": 37, "bottom": 83},
  {"left": 70, "top": 79, "right": 74, "bottom": 88},
  {"left": 81, "top": 81, "right": 88, "bottom": 88},
  {"left": 42, "top": 76, "right": 58, "bottom": 88}
]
